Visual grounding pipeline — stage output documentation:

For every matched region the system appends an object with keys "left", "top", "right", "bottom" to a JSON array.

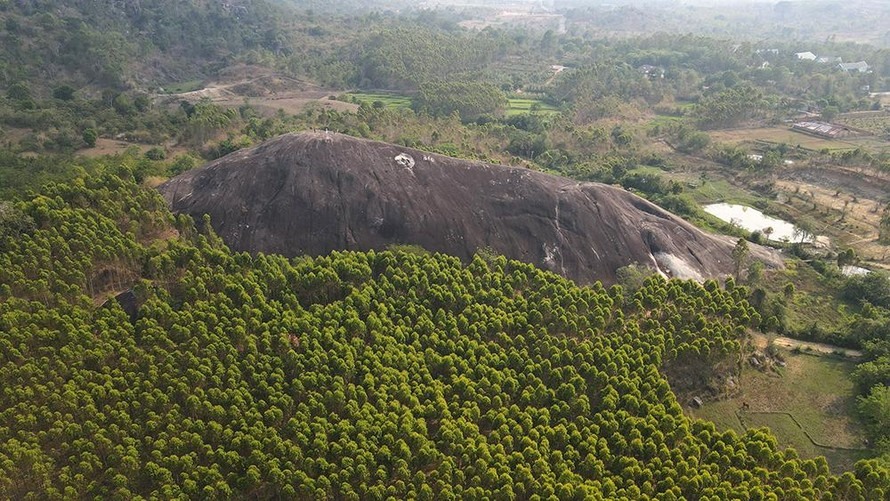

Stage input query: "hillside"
[
  {"left": 0, "top": 0, "right": 297, "bottom": 91},
  {"left": 1, "top": 0, "right": 889, "bottom": 495},
  {"left": 160, "top": 132, "right": 780, "bottom": 284},
  {"left": 1, "top": 165, "right": 888, "bottom": 497}
]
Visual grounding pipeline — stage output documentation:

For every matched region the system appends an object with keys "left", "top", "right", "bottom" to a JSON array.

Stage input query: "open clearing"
[
  {"left": 160, "top": 79, "right": 204, "bottom": 94},
  {"left": 506, "top": 98, "right": 560, "bottom": 116},
  {"left": 345, "top": 92, "right": 560, "bottom": 116},
  {"left": 77, "top": 139, "right": 191, "bottom": 159},
  {"left": 344, "top": 92, "right": 413, "bottom": 110},
  {"left": 686, "top": 338, "right": 869, "bottom": 473},
  {"left": 775, "top": 167, "right": 890, "bottom": 267},
  {"left": 158, "top": 65, "right": 358, "bottom": 117},
  {"left": 708, "top": 126, "right": 888, "bottom": 153},
  {"left": 749, "top": 333, "right": 862, "bottom": 358},
  {"left": 837, "top": 111, "right": 890, "bottom": 137},
  {"left": 78, "top": 138, "right": 156, "bottom": 158}
]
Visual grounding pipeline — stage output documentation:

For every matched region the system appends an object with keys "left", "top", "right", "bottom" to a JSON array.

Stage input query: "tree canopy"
[{"left": 0, "top": 163, "right": 887, "bottom": 498}]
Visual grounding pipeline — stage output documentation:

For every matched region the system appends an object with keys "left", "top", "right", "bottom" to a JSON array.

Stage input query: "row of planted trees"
[{"left": 0, "top": 163, "right": 888, "bottom": 498}]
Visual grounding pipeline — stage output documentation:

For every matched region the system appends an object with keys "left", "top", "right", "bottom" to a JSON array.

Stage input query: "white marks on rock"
[
  {"left": 394, "top": 153, "right": 415, "bottom": 169},
  {"left": 654, "top": 252, "right": 703, "bottom": 281},
  {"left": 551, "top": 193, "right": 568, "bottom": 276},
  {"left": 542, "top": 243, "right": 560, "bottom": 268}
]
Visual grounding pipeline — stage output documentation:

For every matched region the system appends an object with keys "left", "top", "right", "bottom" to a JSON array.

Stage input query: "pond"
[{"left": 704, "top": 203, "right": 812, "bottom": 243}]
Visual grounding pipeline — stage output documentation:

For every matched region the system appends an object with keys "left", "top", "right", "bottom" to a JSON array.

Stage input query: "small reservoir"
[{"left": 704, "top": 203, "right": 811, "bottom": 242}]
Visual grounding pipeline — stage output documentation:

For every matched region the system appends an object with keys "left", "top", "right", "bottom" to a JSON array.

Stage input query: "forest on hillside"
[
  {"left": 0, "top": 163, "right": 888, "bottom": 498},
  {"left": 0, "top": 0, "right": 890, "bottom": 497}
]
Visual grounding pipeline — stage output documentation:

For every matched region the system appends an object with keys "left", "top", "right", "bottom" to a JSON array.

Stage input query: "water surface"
[{"left": 704, "top": 203, "right": 812, "bottom": 243}]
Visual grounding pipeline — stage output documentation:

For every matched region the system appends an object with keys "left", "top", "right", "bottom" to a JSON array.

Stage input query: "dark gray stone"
[{"left": 159, "top": 132, "right": 780, "bottom": 285}]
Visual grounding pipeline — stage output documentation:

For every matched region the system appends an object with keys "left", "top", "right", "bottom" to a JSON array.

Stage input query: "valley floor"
[{"left": 687, "top": 335, "right": 869, "bottom": 473}]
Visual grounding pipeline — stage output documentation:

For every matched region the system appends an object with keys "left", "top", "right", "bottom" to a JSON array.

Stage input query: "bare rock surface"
[{"left": 159, "top": 132, "right": 780, "bottom": 284}]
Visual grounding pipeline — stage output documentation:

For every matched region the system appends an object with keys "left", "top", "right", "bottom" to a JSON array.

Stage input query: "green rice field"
[
  {"left": 344, "top": 92, "right": 413, "bottom": 109},
  {"left": 345, "top": 92, "right": 560, "bottom": 116},
  {"left": 161, "top": 80, "right": 204, "bottom": 94},
  {"left": 506, "top": 98, "right": 560, "bottom": 116}
]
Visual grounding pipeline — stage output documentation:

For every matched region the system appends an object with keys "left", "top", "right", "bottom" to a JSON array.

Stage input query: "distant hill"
[
  {"left": 159, "top": 132, "right": 780, "bottom": 284},
  {"left": 0, "top": 0, "right": 297, "bottom": 92}
]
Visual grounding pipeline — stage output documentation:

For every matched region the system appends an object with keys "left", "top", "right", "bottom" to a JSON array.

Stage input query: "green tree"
[
  {"left": 858, "top": 385, "right": 890, "bottom": 451},
  {"left": 5, "top": 82, "right": 31, "bottom": 101},
  {"left": 82, "top": 128, "right": 98, "bottom": 148},
  {"left": 880, "top": 205, "right": 890, "bottom": 244},
  {"left": 413, "top": 81, "right": 507, "bottom": 122},
  {"left": 52, "top": 85, "right": 76, "bottom": 101},
  {"left": 822, "top": 105, "right": 839, "bottom": 122},
  {"left": 731, "top": 238, "right": 750, "bottom": 281},
  {"left": 837, "top": 248, "right": 857, "bottom": 268}
]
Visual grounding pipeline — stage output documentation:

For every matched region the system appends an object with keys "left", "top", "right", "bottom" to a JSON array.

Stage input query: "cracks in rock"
[
  {"left": 553, "top": 191, "right": 568, "bottom": 277},
  {"left": 336, "top": 171, "right": 359, "bottom": 249},
  {"left": 261, "top": 171, "right": 288, "bottom": 216},
  {"left": 686, "top": 245, "right": 706, "bottom": 267}
]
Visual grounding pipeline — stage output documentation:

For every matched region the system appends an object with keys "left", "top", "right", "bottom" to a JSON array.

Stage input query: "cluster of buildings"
[
  {"left": 791, "top": 121, "right": 852, "bottom": 139},
  {"left": 637, "top": 65, "right": 665, "bottom": 79},
  {"left": 794, "top": 52, "right": 871, "bottom": 74}
]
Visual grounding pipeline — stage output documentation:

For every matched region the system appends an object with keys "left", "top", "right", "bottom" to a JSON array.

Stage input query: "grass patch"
[
  {"left": 744, "top": 413, "right": 822, "bottom": 458},
  {"left": 344, "top": 92, "right": 413, "bottom": 110},
  {"left": 757, "top": 261, "right": 849, "bottom": 336},
  {"left": 837, "top": 114, "right": 890, "bottom": 136},
  {"left": 687, "top": 177, "right": 765, "bottom": 206},
  {"left": 506, "top": 98, "right": 559, "bottom": 116},
  {"left": 707, "top": 127, "right": 885, "bottom": 153},
  {"left": 625, "top": 165, "right": 669, "bottom": 176},
  {"left": 687, "top": 345, "right": 868, "bottom": 473},
  {"left": 162, "top": 80, "right": 204, "bottom": 94},
  {"left": 691, "top": 400, "right": 745, "bottom": 434},
  {"left": 649, "top": 115, "right": 684, "bottom": 127},
  {"left": 342, "top": 93, "right": 560, "bottom": 118}
]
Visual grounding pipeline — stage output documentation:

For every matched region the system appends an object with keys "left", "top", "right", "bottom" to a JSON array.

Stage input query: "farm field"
[
  {"left": 687, "top": 340, "right": 868, "bottom": 473},
  {"left": 623, "top": 163, "right": 764, "bottom": 207},
  {"left": 773, "top": 174, "right": 890, "bottom": 265},
  {"left": 708, "top": 126, "right": 889, "bottom": 153},
  {"left": 344, "top": 92, "right": 413, "bottom": 109},
  {"left": 344, "top": 92, "right": 560, "bottom": 116},
  {"left": 506, "top": 97, "right": 560, "bottom": 116},
  {"left": 160, "top": 67, "right": 359, "bottom": 116},
  {"left": 160, "top": 80, "right": 204, "bottom": 94},
  {"left": 837, "top": 112, "right": 890, "bottom": 136}
]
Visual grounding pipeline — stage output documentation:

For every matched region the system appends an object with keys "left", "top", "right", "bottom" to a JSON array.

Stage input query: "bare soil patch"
[
  {"left": 158, "top": 64, "right": 357, "bottom": 117},
  {"left": 79, "top": 138, "right": 154, "bottom": 157},
  {"left": 709, "top": 127, "right": 887, "bottom": 152},
  {"left": 216, "top": 94, "right": 358, "bottom": 116},
  {"left": 776, "top": 167, "right": 890, "bottom": 267},
  {"left": 78, "top": 139, "right": 190, "bottom": 159},
  {"left": 0, "top": 127, "right": 33, "bottom": 144},
  {"left": 751, "top": 332, "right": 862, "bottom": 358}
]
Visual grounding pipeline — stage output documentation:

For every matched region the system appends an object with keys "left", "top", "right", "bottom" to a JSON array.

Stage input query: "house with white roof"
[{"left": 838, "top": 61, "right": 870, "bottom": 73}]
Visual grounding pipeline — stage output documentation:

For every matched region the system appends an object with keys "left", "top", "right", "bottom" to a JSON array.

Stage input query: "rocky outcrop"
[{"left": 159, "top": 132, "right": 780, "bottom": 284}]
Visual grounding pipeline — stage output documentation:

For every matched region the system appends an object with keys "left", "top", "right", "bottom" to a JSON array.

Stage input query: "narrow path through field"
[
  {"left": 751, "top": 332, "right": 862, "bottom": 358},
  {"left": 543, "top": 65, "right": 566, "bottom": 86}
]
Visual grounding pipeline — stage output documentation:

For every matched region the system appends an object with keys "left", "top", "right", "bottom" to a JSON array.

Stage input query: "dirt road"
[{"left": 751, "top": 332, "right": 862, "bottom": 358}]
